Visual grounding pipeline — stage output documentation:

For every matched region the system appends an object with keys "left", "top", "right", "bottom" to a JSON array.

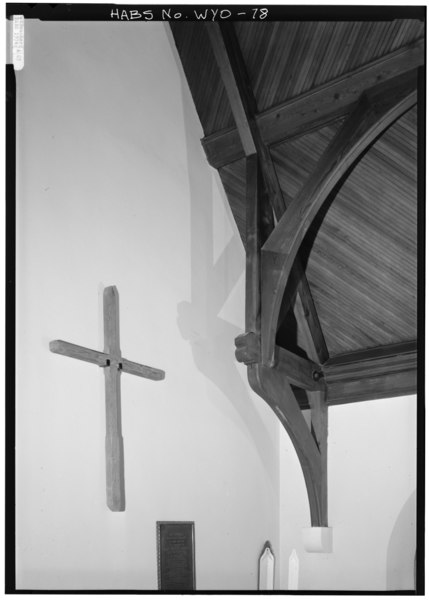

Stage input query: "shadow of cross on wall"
[
  {"left": 176, "top": 75, "right": 278, "bottom": 487},
  {"left": 50, "top": 285, "right": 165, "bottom": 511}
]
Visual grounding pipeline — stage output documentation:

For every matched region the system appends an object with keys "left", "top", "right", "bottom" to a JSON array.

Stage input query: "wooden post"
[{"left": 103, "top": 286, "right": 126, "bottom": 511}]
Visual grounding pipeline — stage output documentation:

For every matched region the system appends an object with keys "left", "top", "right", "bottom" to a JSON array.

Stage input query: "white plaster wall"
[
  {"left": 279, "top": 394, "right": 416, "bottom": 591},
  {"left": 15, "top": 21, "right": 280, "bottom": 590}
]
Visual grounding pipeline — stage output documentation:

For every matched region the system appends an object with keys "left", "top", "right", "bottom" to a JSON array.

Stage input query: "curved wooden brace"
[
  {"left": 261, "top": 73, "right": 418, "bottom": 366},
  {"left": 247, "top": 362, "right": 327, "bottom": 526}
]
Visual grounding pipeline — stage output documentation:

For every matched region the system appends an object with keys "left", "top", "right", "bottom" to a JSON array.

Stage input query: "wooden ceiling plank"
[
  {"left": 282, "top": 22, "right": 319, "bottom": 100},
  {"left": 306, "top": 253, "right": 417, "bottom": 333},
  {"left": 304, "top": 271, "right": 415, "bottom": 349},
  {"left": 307, "top": 224, "right": 417, "bottom": 296},
  {"left": 202, "top": 38, "right": 424, "bottom": 170},
  {"left": 330, "top": 23, "right": 361, "bottom": 82},
  {"left": 300, "top": 21, "right": 332, "bottom": 95},
  {"left": 313, "top": 22, "right": 344, "bottom": 88},
  {"left": 260, "top": 71, "right": 418, "bottom": 367}
]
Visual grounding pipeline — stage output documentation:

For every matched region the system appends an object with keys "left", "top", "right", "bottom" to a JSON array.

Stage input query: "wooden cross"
[{"left": 50, "top": 286, "right": 165, "bottom": 511}]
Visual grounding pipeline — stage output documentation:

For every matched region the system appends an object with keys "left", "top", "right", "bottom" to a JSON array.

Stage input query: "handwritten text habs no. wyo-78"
[{"left": 110, "top": 8, "right": 269, "bottom": 21}]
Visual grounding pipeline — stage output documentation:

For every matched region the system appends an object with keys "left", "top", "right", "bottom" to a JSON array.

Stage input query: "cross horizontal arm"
[
  {"left": 121, "top": 358, "right": 165, "bottom": 381},
  {"left": 50, "top": 340, "right": 165, "bottom": 381},
  {"left": 50, "top": 340, "right": 108, "bottom": 367}
]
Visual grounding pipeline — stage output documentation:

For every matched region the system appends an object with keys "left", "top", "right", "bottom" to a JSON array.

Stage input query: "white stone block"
[{"left": 302, "top": 527, "right": 333, "bottom": 553}]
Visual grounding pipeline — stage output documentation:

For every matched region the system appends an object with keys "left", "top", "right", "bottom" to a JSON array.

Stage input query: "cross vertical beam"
[
  {"left": 50, "top": 286, "right": 165, "bottom": 511},
  {"left": 103, "top": 286, "right": 125, "bottom": 511}
]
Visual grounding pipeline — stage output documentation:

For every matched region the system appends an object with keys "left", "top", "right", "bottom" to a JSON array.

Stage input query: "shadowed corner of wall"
[
  {"left": 166, "top": 27, "right": 279, "bottom": 489},
  {"left": 386, "top": 489, "right": 416, "bottom": 591}
]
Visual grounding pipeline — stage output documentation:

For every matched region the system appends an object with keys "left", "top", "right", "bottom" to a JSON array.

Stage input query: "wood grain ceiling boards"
[
  {"left": 171, "top": 23, "right": 235, "bottom": 134},
  {"left": 271, "top": 106, "right": 417, "bottom": 356},
  {"left": 170, "top": 17, "right": 422, "bottom": 361},
  {"left": 234, "top": 20, "right": 424, "bottom": 111}
]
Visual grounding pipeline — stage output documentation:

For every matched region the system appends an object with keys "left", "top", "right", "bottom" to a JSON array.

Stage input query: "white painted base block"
[{"left": 302, "top": 527, "right": 333, "bottom": 553}]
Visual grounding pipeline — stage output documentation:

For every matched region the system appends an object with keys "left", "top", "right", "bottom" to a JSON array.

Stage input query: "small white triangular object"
[
  {"left": 288, "top": 549, "right": 299, "bottom": 590},
  {"left": 258, "top": 541, "right": 275, "bottom": 590}
]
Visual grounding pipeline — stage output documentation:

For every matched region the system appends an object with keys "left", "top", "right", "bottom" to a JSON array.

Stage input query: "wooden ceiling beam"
[
  {"left": 205, "top": 22, "right": 285, "bottom": 216},
  {"left": 202, "top": 38, "right": 424, "bottom": 169},
  {"left": 292, "top": 342, "right": 417, "bottom": 409},
  {"left": 206, "top": 22, "right": 328, "bottom": 364},
  {"left": 326, "top": 370, "right": 417, "bottom": 406},
  {"left": 323, "top": 340, "right": 417, "bottom": 405},
  {"left": 323, "top": 340, "right": 416, "bottom": 369},
  {"left": 323, "top": 340, "right": 416, "bottom": 383}
]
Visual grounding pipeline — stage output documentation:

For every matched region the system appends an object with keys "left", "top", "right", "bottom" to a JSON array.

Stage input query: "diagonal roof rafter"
[{"left": 205, "top": 21, "right": 329, "bottom": 365}]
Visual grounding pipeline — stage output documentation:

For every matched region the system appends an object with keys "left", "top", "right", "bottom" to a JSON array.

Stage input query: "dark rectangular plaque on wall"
[{"left": 157, "top": 521, "right": 196, "bottom": 591}]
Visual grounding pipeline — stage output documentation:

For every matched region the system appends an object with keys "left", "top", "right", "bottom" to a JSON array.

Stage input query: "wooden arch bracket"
[
  {"left": 235, "top": 155, "right": 328, "bottom": 527},
  {"left": 235, "top": 70, "right": 417, "bottom": 527},
  {"left": 261, "top": 71, "right": 418, "bottom": 367},
  {"left": 205, "top": 22, "right": 419, "bottom": 529}
]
